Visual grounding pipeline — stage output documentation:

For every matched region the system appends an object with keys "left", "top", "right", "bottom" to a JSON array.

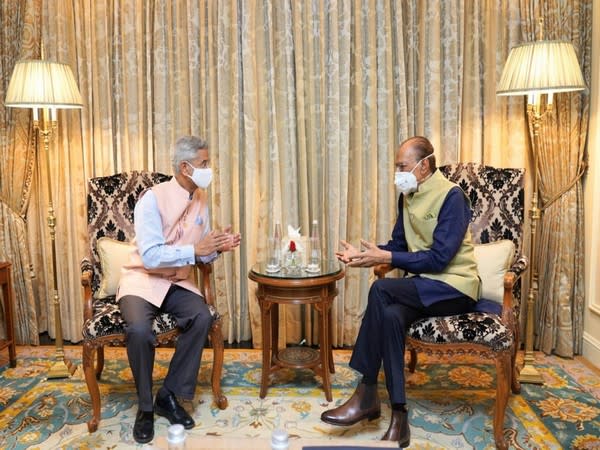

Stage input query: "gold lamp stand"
[
  {"left": 36, "top": 111, "right": 76, "bottom": 379},
  {"left": 518, "top": 100, "right": 547, "bottom": 385}
]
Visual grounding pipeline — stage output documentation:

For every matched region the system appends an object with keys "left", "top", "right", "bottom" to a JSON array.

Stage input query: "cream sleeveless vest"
[
  {"left": 116, "top": 178, "right": 209, "bottom": 307},
  {"left": 403, "top": 170, "right": 481, "bottom": 301}
]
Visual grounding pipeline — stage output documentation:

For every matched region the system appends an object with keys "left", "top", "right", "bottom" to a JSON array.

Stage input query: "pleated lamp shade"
[
  {"left": 497, "top": 40, "right": 586, "bottom": 97},
  {"left": 5, "top": 59, "right": 83, "bottom": 109}
]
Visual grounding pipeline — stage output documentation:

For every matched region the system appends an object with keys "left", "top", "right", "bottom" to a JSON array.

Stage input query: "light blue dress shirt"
[{"left": 134, "top": 190, "right": 218, "bottom": 269}]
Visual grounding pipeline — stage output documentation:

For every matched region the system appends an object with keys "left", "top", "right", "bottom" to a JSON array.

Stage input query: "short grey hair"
[{"left": 171, "top": 136, "right": 208, "bottom": 174}]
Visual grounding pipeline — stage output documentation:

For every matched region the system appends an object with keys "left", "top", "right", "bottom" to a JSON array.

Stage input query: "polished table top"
[{"left": 250, "top": 259, "right": 343, "bottom": 281}]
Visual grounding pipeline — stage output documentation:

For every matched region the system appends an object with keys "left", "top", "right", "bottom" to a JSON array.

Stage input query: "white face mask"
[
  {"left": 185, "top": 162, "right": 213, "bottom": 189},
  {"left": 394, "top": 154, "right": 433, "bottom": 195}
]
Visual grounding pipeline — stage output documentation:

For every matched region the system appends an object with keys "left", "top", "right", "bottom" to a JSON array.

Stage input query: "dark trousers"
[
  {"left": 349, "top": 278, "right": 474, "bottom": 404},
  {"left": 120, "top": 284, "right": 213, "bottom": 411}
]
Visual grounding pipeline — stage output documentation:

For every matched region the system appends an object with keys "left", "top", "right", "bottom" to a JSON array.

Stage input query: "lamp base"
[
  {"left": 47, "top": 357, "right": 76, "bottom": 379},
  {"left": 518, "top": 363, "right": 544, "bottom": 385}
]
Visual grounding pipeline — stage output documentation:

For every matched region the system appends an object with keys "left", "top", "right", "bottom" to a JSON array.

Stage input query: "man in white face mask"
[
  {"left": 394, "top": 152, "right": 434, "bottom": 195},
  {"left": 322, "top": 136, "right": 480, "bottom": 447},
  {"left": 117, "top": 136, "right": 241, "bottom": 444}
]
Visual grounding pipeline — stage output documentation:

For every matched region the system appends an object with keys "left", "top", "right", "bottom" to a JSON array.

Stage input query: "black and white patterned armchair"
[
  {"left": 375, "top": 163, "right": 528, "bottom": 450},
  {"left": 80, "top": 171, "right": 228, "bottom": 433}
]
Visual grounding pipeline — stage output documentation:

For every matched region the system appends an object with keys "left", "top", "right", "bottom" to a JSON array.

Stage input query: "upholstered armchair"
[
  {"left": 80, "top": 171, "right": 227, "bottom": 433},
  {"left": 374, "top": 163, "right": 528, "bottom": 450}
]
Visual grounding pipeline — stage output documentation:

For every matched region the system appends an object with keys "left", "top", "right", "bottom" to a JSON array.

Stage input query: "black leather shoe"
[
  {"left": 133, "top": 410, "right": 154, "bottom": 444},
  {"left": 154, "top": 392, "right": 195, "bottom": 429}
]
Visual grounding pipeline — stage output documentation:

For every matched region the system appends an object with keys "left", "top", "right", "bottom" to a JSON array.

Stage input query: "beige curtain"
[
  {"left": 0, "top": 0, "right": 40, "bottom": 344},
  {"left": 520, "top": 0, "right": 591, "bottom": 357},
  {"left": 0, "top": 0, "right": 589, "bottom": 351},
  {"left": 214, "top": 0, "right": 528, "bottom": 347}
]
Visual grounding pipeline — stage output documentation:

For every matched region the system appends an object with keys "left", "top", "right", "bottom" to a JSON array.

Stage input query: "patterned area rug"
[{"left": 0, "top": 347, "right": 599, "bottom": 449}]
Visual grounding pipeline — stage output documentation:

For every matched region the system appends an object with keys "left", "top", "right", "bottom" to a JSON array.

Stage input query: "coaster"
[
  {"left": 305, "top": 265, "right": 321, "bottom": 273},
  {"left": 265, "top": 265, "right": 281, "bottom": 273}
]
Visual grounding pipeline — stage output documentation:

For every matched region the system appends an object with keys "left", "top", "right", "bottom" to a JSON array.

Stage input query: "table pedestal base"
[{"left": 277, "top": 346, "right": 321, "bottom": 367}]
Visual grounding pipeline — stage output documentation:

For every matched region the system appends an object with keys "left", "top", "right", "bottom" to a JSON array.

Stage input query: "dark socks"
[{"left": 392, "top": 403, "right": 406, "bottom": 411}]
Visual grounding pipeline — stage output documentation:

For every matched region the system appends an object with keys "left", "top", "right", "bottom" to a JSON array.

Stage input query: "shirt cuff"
[
  {"left": 390, "top": 251, "right": 404, "bottom": 268},
  {"left": 197, "top": 251, "right": 219, "bottom": 264},
  {"left": 181, "top": 245, "right": 196, "bottom": 265}
]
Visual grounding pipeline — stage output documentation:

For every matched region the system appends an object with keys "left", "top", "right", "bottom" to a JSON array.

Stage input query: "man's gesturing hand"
[
  {"left": 335, "top": 240, "right": 362, "bottom": 264},
  {"left": 336, "top": 239, "right": 391, "bottom": 267},
  {"left": 194, "top": 226, "right": 241, "bottom": 256},
  {"left": 219, "top": 225, "right": 241, "bottom": 252}
]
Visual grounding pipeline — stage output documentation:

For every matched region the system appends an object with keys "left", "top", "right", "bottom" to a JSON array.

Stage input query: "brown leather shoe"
[
  {"left": 381, "top": 406, "right": 410, "bottom": 448},
  {"left": 320, "top": 383, "right": 381, "bottom": 426}
]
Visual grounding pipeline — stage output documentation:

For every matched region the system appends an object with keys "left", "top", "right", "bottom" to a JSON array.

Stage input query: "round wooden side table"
[{"left": 248, "top": 260, "right": 344, "bottom": 401}]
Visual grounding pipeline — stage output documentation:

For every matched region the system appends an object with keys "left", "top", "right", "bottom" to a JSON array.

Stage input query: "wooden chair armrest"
[
  {"left": 81, "top": 257, "right": 94, "bottom": 321},
  {"left": 374, "top": 263, "right": 394, "bottom": 279},
  {"left": 196, "top": 262, "right": 215, "bottom": 307},
  {"left": 501, "top": 254, "right": 529, "bottom": 326},
  {"left": 507, "top": 254, "right": 528, "bottom": 280}
]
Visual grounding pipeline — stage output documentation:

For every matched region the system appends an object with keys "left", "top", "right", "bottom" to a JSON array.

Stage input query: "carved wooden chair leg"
[
  {"left": 83, "top": 341, "right": 101, "bottom": 432},
  {"left": 95, "top": 346, "right": 105, "bottom": 380},
  {"left": 510, "top": 345, "right": 521, "bottom": 394},
  {"left": 407, "top": 347, "right": 418, "bottom": 373},
  {"left": 328, "top": 311, "right": 335, "bottom": 374},
  {"left": 493, "top": 352, "right": 512, "bottom": 450},
  {"left": 209, "top": 319, "right": 228, "bottom": 409}
]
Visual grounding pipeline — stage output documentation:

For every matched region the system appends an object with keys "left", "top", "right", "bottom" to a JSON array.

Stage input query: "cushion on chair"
[
  {"left": 96, "top": 237, "right": 135, "bottom": 298},
  {"left": 473, "top": 240, "right": 515, "bottom": 303},
  {"left": 408, "top": 312, "right": 513, "bottom": 352}
]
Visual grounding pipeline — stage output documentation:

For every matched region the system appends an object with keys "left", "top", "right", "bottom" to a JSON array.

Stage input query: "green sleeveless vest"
[{"left": 402, "top": 170, "right": 481, "bottom": 301}]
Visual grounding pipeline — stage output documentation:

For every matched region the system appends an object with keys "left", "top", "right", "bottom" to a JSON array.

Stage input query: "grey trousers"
[
  {"left": 120, "top": 284, "right": 213, "bottom": 411},
  {"left": 349, "top": 278, "right": 474, "bottom": 404}
]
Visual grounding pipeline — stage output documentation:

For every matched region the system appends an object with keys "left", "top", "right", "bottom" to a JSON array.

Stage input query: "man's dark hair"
[{"left": 401, "top": 136, "right": 437, "bottom": 171}]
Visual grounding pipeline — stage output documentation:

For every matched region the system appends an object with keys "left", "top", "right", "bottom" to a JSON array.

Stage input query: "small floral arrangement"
[
  {"left": 285, "top": 239, "right": 300, "bottom": 268},
  {"left": 282, "top": 226, "right": 305, "bottom": 269}
]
